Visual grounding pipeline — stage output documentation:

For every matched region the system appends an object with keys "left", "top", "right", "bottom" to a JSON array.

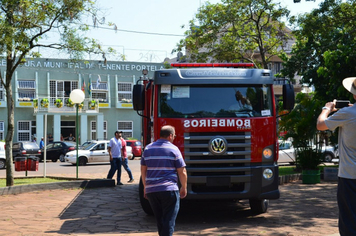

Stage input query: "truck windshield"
[{"left": 158, "top": 85, "right": 273, "bottom": 118}]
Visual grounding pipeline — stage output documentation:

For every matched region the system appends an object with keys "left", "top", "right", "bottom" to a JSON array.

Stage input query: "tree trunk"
[{"left": 5, "top": 68, "right": 15, "bottom": 186}]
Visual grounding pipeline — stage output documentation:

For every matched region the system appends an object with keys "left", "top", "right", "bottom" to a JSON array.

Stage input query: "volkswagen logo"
[{"left": 209, "top": 137, "right": 227, "bottom": 155}]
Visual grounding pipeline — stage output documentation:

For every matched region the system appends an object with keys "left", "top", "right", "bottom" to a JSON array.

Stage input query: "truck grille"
[{"left": 184, "top": 131, "right": 251, "bottom": 193}]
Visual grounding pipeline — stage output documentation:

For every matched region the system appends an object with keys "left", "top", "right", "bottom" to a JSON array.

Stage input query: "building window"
[
  {"left": 0, "top": 81, "right": 4, "bottom": 101},
  {"left": 90, "top": 121, "right": 107, "bottom": 140},
  {"left": 17, "top": 80, "right": 36, "bottom": 101},
  {"left": 0, "top": 121, "right": 4, "bottom": 140},
  {"left": 92, "top": 82, "right": 108, "bottom": 102},
  {"left": 117, "top": 121, "right": 133, "bottom": 139},
  {"left": 17, "top": 121, "right": 31, "bottom": 141},
  {"left": 118, "top": 82, "right": 132, "bottom": 103},
  {"left": 50, "top": 80, "right": 78, "bottom": 97}
]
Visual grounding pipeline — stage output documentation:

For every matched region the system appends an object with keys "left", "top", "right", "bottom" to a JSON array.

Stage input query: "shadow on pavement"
[{"left": 47, "top": 181, "right": 339, "bottom": 235}]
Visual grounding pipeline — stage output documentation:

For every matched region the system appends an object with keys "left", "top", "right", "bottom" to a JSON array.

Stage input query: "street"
[
  {"left": 0, "top": 158, "right": 340, "bottom": 235},
  {"left": 0, "top": 158, "right": 142, "bottom": 180}
]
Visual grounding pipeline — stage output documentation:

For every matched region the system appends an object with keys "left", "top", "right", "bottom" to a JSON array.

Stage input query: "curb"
[
  {"left": 1, "top": 173, "right": 336, "bottom": 196},
  {"left": 279, "top": 173, "right": 302, "bottom": 185},
  {"left": 0, "top": 177, "right": 115, "bottom": 196}
]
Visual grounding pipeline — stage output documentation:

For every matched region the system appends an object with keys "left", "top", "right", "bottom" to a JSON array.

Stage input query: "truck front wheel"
[
  {"left": 249, "top": 199, "right": 269, "bottom": 214},
  {"left": 139, "top": 177, "right": 153, "bottom": 215}
]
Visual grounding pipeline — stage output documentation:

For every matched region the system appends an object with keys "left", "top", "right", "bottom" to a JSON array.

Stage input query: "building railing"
[{"left": 34, "top": 97, "right": 99, "bottom": 113}]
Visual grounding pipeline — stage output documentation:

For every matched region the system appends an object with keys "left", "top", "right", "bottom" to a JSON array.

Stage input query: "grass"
[
  {"left": 279, "top": 164, "right": 339, "bottom": 176},
  {"left": 279, "top": 166, "right": 300, "bottom": 176},
  {"left": 0, "top": 165, "right": 339, "bottom": 187},
  {"left": 0, "top": 177, "right": 70, "bottom": 188}
]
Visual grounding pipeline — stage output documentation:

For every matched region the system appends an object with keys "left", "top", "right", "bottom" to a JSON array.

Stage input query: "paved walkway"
[{"left": 0, "top": 179, "right": 340, "bottom": 236}]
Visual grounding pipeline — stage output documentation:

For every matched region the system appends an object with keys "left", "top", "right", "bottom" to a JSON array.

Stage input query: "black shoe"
[
  {"left": 117, "top": 182, "right": 123, "bottom": 185},
  {"left": 128, "top": 179, "right": 134, "bottom": 183}
]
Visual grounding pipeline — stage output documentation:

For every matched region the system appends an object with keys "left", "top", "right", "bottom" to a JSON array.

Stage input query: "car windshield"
[
  {"left": 83, "top": 143, "right": 98, "bottom": 150},
  {"left": 63, "top": 142, "right": 75, "bottom": 147},
  {"left": 158, "top": 85, "right": 273, "bottom": 118}
]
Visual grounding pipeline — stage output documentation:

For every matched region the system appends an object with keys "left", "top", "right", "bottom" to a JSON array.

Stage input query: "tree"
[
  {"left": 278, "top": 92, "right": 324, "bottom": 170},
  {"left": 0, "top": 0, "right": 109, "bottom": 186},
  {"left": 280, "top": 0, "right": 356, "bottom": 102},
  {"left": 174, "top": 0, "right": 292, "bottom": 69}
]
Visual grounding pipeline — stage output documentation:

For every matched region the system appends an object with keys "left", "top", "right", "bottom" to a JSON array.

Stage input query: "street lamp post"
[{"left": 69, "top": 89, "right": 85, "bottom": 179}]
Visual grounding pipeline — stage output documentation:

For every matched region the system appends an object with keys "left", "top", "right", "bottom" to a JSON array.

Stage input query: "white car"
[
  {"left": 65, "top": 140, "right": 133, "bottom": 166},
  {"left": 278, "top": 140, "right": 296, "bottom": 165},
  {"left": 0, "top": 141, "right": 5, "bottom": 169}
]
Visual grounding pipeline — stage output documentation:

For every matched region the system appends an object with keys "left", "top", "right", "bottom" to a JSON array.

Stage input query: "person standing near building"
[
  {"left": 39, "top": 137, "right": 44, "bottom": 149},
  {"left": 317, "top": 77, "right": 356, "bottom": 236},
  {"left": 141, "top": 125, "right": 187, "bottom": 236},
  {"left": 107, "top": 131, "right": 124, "bottom": 185},
  {"left": 118, "top": 131, "right": 134, "bottom": 183}
]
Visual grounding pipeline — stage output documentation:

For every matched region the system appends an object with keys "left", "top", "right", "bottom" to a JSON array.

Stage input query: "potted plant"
[
  {"left": 54, "top": 98, "right": 63, "bottom": 108},
  {"left": 33, "top": 99, "right": 38, "bottom": 108},
  {"left": 40, "top": 98, "right": 49, "bottom": 108},
  {"left": 279, "top": 92, "right": 323, "bottom": 184},
  {"left": 89, "top": 99, "right": 97, "bottom": 109},
  {"left": 66, "top": 98, "right": 74, "bottom": 107},
  {"left": 78, "top": 102, "right": 84, "bottom": 109}
]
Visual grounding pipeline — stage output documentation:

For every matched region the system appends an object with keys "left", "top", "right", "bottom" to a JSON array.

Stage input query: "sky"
[{"left": 41, "top": 0, "right": 325, "bottom": 63}]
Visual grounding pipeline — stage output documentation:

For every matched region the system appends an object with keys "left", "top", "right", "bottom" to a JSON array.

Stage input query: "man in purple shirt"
[{"left": 141, "top": 125, "right": 187, "bottom": 236}]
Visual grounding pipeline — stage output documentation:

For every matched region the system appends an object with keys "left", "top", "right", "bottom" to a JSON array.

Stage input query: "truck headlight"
[
  {"left": 263, "top": 148, "right": 273, "bottom": 159},
  {"left": 263, "top": 168, "right": 273, "bottom": 179}
]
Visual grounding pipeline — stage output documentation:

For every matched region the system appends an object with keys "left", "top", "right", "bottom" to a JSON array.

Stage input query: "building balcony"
[{"left": 33, "top": 97, "right": 100, "bottom": 114}]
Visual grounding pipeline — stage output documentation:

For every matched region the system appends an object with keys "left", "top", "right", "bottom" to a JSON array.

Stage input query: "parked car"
[
  {"left": 278, "top": 140, "right": 338, "bottom": 165},
  {"left": 41, "top": 141, "right": 76, "bottom": 162},
  {"left": 0, "top": 141, "right": 5, "bottom": 169},
  {"left": 321, "top": 145, "right": 337, "bottom": 162},
  {"left": 278, "top": 140, "right": 296, "bottom": 165},
  {"left": 65, "top": 140, "right": 133, "bottom": 166},
  {"left": 125, "top": 140, "right": 142, "bottom": 159},
  {"left": 12, "top": 141, "right": 41, "bottom": 160}
]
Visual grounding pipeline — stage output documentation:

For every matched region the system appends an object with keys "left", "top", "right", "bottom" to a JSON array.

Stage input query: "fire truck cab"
[{"left": 133, "top": 63, "right": 295, "bottom": 214}]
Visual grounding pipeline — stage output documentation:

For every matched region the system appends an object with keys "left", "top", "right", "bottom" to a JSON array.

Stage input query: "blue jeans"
[
  {"left": 146, "top": 191, "right": 180, "bottom": 236},
  {"left": 122, "top": 158, "right": 133, "bottom": 180},
  {"left": 107, "top": 158, "right": 122, "bottom": 183}
]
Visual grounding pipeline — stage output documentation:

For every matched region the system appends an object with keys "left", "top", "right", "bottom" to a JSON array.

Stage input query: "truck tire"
[
  {"left": 249, "top": 199, "right": 269, "bottom": 214},
  {"left": 139, "top": 177, "right": 153, "bottom": 215}
]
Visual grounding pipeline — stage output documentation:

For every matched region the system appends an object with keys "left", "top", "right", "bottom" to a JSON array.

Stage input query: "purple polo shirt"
[{"left": 141, "top": 139, "right": 186, "bottom": 194}]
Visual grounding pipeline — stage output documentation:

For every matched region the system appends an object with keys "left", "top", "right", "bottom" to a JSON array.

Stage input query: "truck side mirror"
[
  {"left": 283, "top": 83, "right": 295, "bottom": 110},
  {"left": 133, "top": 84, "right": 145, "bottom": 111}
]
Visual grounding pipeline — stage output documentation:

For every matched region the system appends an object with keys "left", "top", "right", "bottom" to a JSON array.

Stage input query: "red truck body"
[{"left": 133, "top": 63, "right": 295, "bottom": 214}]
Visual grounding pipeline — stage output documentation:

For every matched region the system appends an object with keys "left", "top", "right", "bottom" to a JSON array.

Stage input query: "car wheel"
[
  {"left": 139, "top": 177, "right": 153, "bottom": 215},
  {"left": 59, "top": 154, "right": 65, "bottom": 162},
  {"left": 51, "top": 157, "right": 58, "bottom": 162},
  {"left": 0, "top": 159, "right": 5, "bottom": 169},
  {"left": 78, "top": 156, "right": 87, "bottom": 166},
  {"left": 323, "top": 151, "right": 334, "bottom": 162},
  {"left": 249, "top": 199, "right": 269, "bottom": 214}
]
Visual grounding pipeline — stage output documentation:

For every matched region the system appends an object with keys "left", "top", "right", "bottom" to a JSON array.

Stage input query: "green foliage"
[
  {"left": 279, "top": 92, "right": 324, "bottom": 170},
  {"left": 175, "top": 0, "right": 291, "bottom": 68},
  {"left": 281, "top": 0, "right": 356, "bottom": 102},
  {"left": 0, "top": 0, "right": 108, "bottom": 187}
]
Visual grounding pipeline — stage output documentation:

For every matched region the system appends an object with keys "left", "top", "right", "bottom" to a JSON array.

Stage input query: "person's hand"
[
  {"left": 180, "top": 187, "right": 187, "bottom": 199},
  {"left": 144, "top": 188, "right": 148, "bottom": 199},
  {"left": 325, "top": 100, "right": 337, "bottom": 112}
]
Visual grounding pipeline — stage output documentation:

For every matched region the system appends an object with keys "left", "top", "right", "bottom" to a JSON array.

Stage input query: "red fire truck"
[{"left": 133, "top": 63, "right": 295, "bottom": 214}]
